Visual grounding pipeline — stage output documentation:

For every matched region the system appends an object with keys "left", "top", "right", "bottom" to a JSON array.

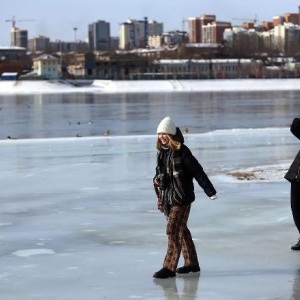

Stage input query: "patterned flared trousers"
[{"left": 163, "top": 204, "right": 199, "bottom": 272}]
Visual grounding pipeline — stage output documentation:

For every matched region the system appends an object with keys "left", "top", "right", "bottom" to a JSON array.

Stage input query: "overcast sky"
[{"left": 1, "top": 0, "right": 299, "bottom": 46}]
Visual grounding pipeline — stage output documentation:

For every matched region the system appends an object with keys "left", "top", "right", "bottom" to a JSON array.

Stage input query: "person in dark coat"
[
  {"left": 285, "top": 117, "right": 300, "bottom": 250},
  {"left": 153, "top": 116, "right": 217, "bottom": 279}
]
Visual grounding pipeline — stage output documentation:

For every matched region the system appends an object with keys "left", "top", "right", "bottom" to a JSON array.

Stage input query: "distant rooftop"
[{"left": 0, "top": 46, "right": 26, "bottom": 50}]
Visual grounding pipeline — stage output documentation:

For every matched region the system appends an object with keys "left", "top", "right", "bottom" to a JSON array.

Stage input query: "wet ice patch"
[
  {"left": 109, "top": 241, "right": 126, "bottom": 244},
  {"left": 227, "top": 163, "right": 288, "bottom": 182},
  {"left": 0, "top": 222, "right": 13, "bottom": 227},
  {"left": 147, "top": 210, "right": 159, "bottom": 213},
  {"left": 66, "top": 267, "right": 79, "bottom": 270},
  {"left": 0, "top": 272, "right": 11, "bottom": 279},
  {"left": 12, "top": 248, "right": 55, "bottom": 257}
]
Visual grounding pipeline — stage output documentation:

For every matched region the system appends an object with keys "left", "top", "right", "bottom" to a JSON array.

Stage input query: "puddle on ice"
[{"left": 12, "top": 249, "right": 55, "bottom": 257}]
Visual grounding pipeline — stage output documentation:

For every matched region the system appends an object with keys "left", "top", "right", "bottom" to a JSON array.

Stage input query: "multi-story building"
[
  {"left": 88, "top": 20, "right": 111, "bottom": 51},
  {"left": 273, "top": 16, "right": 285, "bottom": 27},
  {"left": 202, "top": 21, "right": 231, "bottom": 44},
  {"left": 224, "top": 27, "right": 260, "bottom": 56},
  {"left": 0, "top": 46, "right": 29, "bottom": 75},
  {"left": 28, "top": 35, "right": 50, "bottom": 52},
  {"left": 10, "top": 27, "right": 28, "bottom": 48},
  {"left": 50, "top": 40, "right": 89, "bottom": 53},
  {"left": 261, "top": 21, "right": 274, "bottom": 31},
  {"left": 148, "top": 20, "right": 164, "bottom": 37},
  {"left": 187, "top": 15, "right": 216, "bottom": 44},
  {"left": 153, "top": 58, "right": 260, "bottom": 79},
  {"left": 240, "top": 22, "right": 255, "bottom": 30},
  {"left": 148, "top": 35, "right": 163, "bottom": 48},
  {"left": 260, "top": 29, "right": 275, "bottom": 52},
  {"left": 163, "top": 31, "right": 187, "bottom": 45},
  {"left": 32, "top": 54, "right": 60, "bottom": 79},
  {"left": 188, "top": 17, "right": 201, "bottom": 43},
  {"left": 283, "top": 13, "right": 300, "bottom": 25},
  {"left": 119, "top": 18, "right": 163, "bottom": 50},
  {"left": 110, "top": 37, "right": 119, "bottom": 50},
  {"left": 148, "top": 31, "right": 187, "bottom": 48},
  {"left": 200, "top": 15, "right": 216, "bottom": 27},
  {"left": 274, "top": 12, "right": 300, "bottom": 27},
  {"left": 274, "top": 23, "right": 300, "bottom": 55}
]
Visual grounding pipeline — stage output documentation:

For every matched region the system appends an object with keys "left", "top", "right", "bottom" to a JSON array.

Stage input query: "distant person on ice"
[
  {"left": 153, "top": 116, "right": 217, "bottom": 279},
  {"left": 285, "top": 117, "right": 300, "bottom": 250}
]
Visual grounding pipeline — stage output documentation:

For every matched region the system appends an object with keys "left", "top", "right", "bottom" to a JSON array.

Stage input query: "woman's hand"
[{"left": 157, "top": 199, "right": 164, "bottom": 212}]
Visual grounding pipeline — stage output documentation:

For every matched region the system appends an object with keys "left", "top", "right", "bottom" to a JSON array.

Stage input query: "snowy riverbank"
[{"left": 1, "top": 78, "right": 300, "bottom": 94}]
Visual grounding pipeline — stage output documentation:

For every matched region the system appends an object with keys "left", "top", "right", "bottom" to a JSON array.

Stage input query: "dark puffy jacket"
[
  {"left": 285, "top": 118, "right": 300, "bottom": 182},
  {"left": 155, "top": 127, "right": 216, "bottom": 203},
  {"left": 179, "top": 143, "right": 216, "bottom": 201}
]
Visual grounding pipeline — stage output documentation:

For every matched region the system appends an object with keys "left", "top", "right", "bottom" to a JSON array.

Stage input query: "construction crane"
[
  {"left": 5, "top": 15, "right": 35, "bottom": 29},
  {"left": 232, "top": 14, "right": 259, "bottom": 25}
]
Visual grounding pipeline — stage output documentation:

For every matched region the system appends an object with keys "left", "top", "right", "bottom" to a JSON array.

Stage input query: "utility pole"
[
  {"left": 73, "top": 27, "right": 78, "bottom": 57},
  {"left": 73, "top": 27, "right": 78, "bottom": 78}
]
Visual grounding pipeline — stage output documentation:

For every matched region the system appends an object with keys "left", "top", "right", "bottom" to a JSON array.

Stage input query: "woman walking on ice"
[
  {"left": 285, "top": 117, "right": 300, "bottom": 250},
  {"left": 153, "top": 116, "right": 217, "bottom": 279}
]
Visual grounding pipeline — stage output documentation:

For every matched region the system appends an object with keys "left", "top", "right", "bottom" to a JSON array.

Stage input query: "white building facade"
[
  {"left": 119, "top": 18, "right": 163, "bottom": 50},
  {"left": 32, "top": 54, "right": 60, "bottom": 79},
  {"left": 274, "top": 23, "right": 300, "bottom": 55}
]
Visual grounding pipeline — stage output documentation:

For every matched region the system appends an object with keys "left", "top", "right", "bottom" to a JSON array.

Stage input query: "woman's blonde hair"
[{"left": 156, "top": 134, "right": 181, "bottom": 151}]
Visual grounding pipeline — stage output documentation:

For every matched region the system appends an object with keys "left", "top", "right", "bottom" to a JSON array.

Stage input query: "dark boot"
[
  {"left": 176, "top": 265, "right": 200, "bottom": 274},
  {"left": 153, "top": 267, "right": 176, "bottom": 279},
  {"left": 291, "top": 240, "right": 300, "bottom": 250}
]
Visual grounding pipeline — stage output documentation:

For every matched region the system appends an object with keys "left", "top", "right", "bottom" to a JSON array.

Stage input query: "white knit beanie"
[{"left": 157, "top": 116, "right": 176, "bottom": 135}]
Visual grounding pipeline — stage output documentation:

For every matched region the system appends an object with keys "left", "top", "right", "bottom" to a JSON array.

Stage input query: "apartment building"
[
  {"left": 148, "top": 35, "right": 162, "bottom": 48},
  {"left": 273, "top": 16, "right": 285, "bottom": 27},
  {"left": 225, "top": 27, "right": 260, "bottom": 56},
  {"left": 202, "top": 21, "right": 232, "bottom": 44},
  {"left": 260, "top": 29, "right": 275, "bottom": 52},
  {"left": 200, "top": 15, "right": 216, "bottom": 26},
  {"left": 88, "top": 20, "right": 111, "bottom": 51},
  {"left": 50, "top": 40, "right": 89, "bottom": 53},
  {"left": 28, "top": 35, "right": 50, "bottom": 52},
  {"left": 119, "top": 18, "right": 163, "bottom": 50},
  {"left": 148, "top": 31, "right": 187, "bottom": 48},
  {"left": 10, "top": 27, "right": 28, "bottom": 48},
  {"left": 261, "top": 21, "right": 274, "bottom": 31},
  {"left": 283, "top": 13, "right": 300, "bottom": 25},
  {"left": 188, "top": 17, "right": 201, "bottom": 43},
  {"left": 274, "top": 23, "right": 300, "bottom": 55}
]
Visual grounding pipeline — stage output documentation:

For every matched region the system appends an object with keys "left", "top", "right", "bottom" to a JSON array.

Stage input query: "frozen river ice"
[
  {"left": 1, "top": 128, "right": 300, "bottom": 299},
  {"left": 1, "top": 80, "right": 300, "bottom": 299}
]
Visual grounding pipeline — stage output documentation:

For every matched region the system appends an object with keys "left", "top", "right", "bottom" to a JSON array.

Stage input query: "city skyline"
[{"left": 1, "top": 0, "right": 300, "bottom": 46}]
